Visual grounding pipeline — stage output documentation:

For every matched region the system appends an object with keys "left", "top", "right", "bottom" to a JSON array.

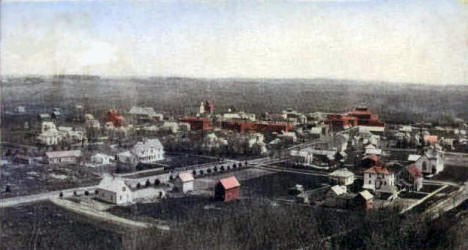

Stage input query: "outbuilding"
[
  {"left": 90, "top": 153, "right": 114, "bottom": 165},
  {"left": 174, "top": 172, "right": 194, "bottom": 193},
  {"left": 354, "top": 190, "right": 374, "bottom": 210},
  {"left": 45, "top": 150, "right": 81, "bottom": 164},
  {"left": 214, "top": 176, "right": 240, "bottom": 202},
  {"left": 95, "top": 176, "right": 133, "bottom": 205},
  {"left": 329, "top": 168, "right": 355, "bottom": 186}
]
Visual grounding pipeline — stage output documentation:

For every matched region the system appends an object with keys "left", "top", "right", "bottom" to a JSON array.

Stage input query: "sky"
[{"left": 1, "top": 0, "right": 468, "bottom": 85}]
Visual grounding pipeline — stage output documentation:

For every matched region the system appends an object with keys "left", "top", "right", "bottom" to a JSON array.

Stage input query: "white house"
[
  {"left": 174, "top": 172, "right": 194, "bottom": 193},
  {"left": 415, "top": 148, "right": 445, "bottom": 175},
  {"left": 95, "top": 176, "right": 133, "bottom": 205},
  {"left": 131, "top": 139, "right": 164, "bottom": 163},
  {"left": 118, "top": 139, "right": 164, "bottom": 166},
  {"left": 45, "top": 150, "right": 81, "bottom": 164},
  {"left": 363, "top": 166, "right": 396, "bottom": 193},
  {"left": 90, "top": 153, "right": 114, "bottom": 165},
  {"left": 37, "top": 122, "right": 61, "bottom": 146},
  {"left": 329, "top": 168, "right": 355, "bottom": 186}
]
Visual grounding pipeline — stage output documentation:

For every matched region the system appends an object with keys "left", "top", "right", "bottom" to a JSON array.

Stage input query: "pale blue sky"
[{"left": 2, "top": 0, "right": 468, "bottom": 84}]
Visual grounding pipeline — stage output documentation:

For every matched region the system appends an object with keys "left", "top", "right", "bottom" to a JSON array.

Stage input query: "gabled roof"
[
  {"left": 359, "top": 190, "right": 374, "bottom": 200},
  {"left": 330, "top": 185, "right": 346, "bottom": 196},
  {"left": 178, "top": 172, "right": 194, "bottom": 182},
  {"left": 218, "top": 176, "right": 240, "bottom": 190},
  {"left": 408, "top": 154, "right": 421, "bottom": 162},
  {"left": 46, "top": 150, "right": 81, "bottom": 158},
  {"left": 330, "top": 168, "right": 354, "bottom": 178}
]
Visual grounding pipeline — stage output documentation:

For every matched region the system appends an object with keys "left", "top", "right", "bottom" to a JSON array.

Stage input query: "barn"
[{"left": 214, "top": 176, "right": 240, "bottom": 202}]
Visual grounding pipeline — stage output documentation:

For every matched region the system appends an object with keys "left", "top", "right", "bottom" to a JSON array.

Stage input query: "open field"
[{"left": 1, "top": 201, "right": 121, "bottom": 250}]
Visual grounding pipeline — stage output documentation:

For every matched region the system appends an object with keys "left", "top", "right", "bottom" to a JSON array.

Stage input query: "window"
[
  {"left": 368, "top": 174, "right": 371, "bottom": 178},
  {"left": 120, "top": 195, "right": 122, "bottom": 200},
  {"left": 122, "top": 187, "right": 126, "bottom": 191},
  {"left": 369, "top": 180, "right": 371, "bottom": 184}
]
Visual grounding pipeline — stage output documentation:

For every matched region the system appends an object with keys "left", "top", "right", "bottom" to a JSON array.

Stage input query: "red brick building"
[
  {"left": 214, "top": 176, "right": 240, "bottom": 202},
  {"left": 221, "top": 121, "right": 294, "bottom": 134},
  {"left": 326, "top": 106, "right": 384, "bottom": 131},
  {"left": 347, "top": 106, "right": 384, "bottom": 127},
  {"left": 182, "top": 117, "right": 212, "bottom": 131},
  {"left": 106, "top": 109, "right": 125, "bottom": 127}
]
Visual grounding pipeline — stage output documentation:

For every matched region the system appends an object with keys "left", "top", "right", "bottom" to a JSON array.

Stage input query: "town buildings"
[
  {"left": 199, "top": 100, "right": 214, "bottom": 115},
  {"left": 181, "top": 117, "right": 212, "bottom": 131},
  {"left": 326, "top": 106, "right": 384, "bottom": 131}
]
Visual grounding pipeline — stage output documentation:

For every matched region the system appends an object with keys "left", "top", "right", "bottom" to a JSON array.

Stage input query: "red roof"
[
  {"left": 363, "top": 155, "right": 382, "bottom": 166},
  {"left": 407, "top": 165, "right": 422, "bottom": 178},
  {"left": 424, "top": 135, "right": 438, "bottom": 144},
  {"left": 219, "top": 176, "right": 240, "bottom": 190},
  {"left": 364, "top": 166, "right": 392, "bottom": 175}
]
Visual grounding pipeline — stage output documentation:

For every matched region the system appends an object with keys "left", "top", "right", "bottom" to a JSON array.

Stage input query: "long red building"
[
  {"left": 181, "top": 117, "right": 212, "bottom": 131},
  {"left": 221, "top": 121, "right": 294, "bottom": 134},
  {"left": 326, "top": 106, "right": 384, "bottom": 131}
]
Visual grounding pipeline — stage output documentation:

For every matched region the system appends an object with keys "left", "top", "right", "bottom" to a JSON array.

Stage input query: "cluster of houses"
[{"left": 37, "top": 121, "right": 87, "bottom": 146}]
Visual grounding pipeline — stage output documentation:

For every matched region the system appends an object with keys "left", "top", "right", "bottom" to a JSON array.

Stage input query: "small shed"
[
  {"left": 354, "top": 190, "right": 374, "bottom": 210},
  {"left": 174, "top": 172, "right": 194, "bottom": 193},
  {"left": 214, "top": 176, "right": 240, "bottom": 202}
]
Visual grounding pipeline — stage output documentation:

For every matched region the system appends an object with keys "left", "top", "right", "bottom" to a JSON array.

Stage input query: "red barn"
[{"left": 214, "top": 176, "right": 240, "bottom": 202}]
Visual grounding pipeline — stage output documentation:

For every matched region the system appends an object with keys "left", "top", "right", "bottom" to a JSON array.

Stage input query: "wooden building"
[{"left": 214, "top": 176, "right": 240, "bottom": 202}]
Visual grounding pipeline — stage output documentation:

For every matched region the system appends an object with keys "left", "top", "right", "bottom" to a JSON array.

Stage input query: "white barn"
[
  {"left": 174, "top": 172, "right": 194, "bottom": 193},
  {"left": 95, "top": 176, "right": 133, "bottom": 205}
]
